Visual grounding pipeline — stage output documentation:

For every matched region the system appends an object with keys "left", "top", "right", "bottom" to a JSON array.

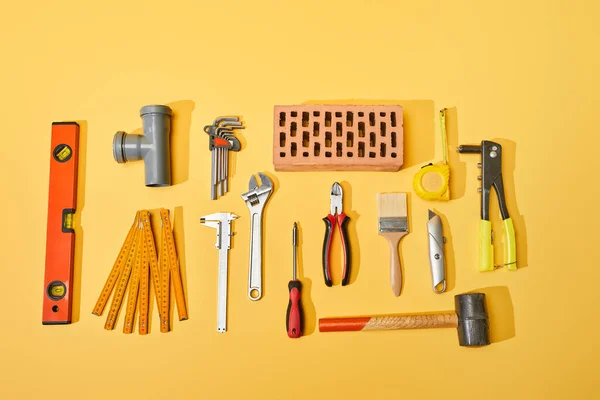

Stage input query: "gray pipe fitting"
[{"left": 113, "top": 105, "right": 173, "bottom": 187}]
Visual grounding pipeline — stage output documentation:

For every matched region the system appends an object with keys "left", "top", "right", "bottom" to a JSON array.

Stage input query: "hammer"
[{"left": 319, "top": 293, "right": 489, "bottom": 346}]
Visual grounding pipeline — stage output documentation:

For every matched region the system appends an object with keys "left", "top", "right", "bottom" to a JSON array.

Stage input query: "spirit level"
[{"left": 43, "top": 122, "right": 80, "bottom": 325}]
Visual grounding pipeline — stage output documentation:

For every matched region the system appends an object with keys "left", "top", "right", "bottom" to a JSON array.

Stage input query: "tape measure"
[
  {"left": 413, "top": 109, "right": 451, "bottom": 201},
  {"left": 43, "top": 122, "right": 80, "bottom": 325},
  {"left": 92, "top": 209, "right": 187, "bottom": 334}
]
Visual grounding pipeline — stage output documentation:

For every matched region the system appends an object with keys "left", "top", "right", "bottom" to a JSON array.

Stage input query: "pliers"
[
  {"left": 458, "top": 140, "right": 516, "bottom": 271},
  {"left": 322, "top": 182, "right": 351, "bottom": 286}
]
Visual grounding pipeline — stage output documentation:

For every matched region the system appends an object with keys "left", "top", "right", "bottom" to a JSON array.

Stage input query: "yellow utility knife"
[
  {"left": 413, "top": 108, "right": 450, "bottom": 201},
  {"left": 457, "top": 141, "right": 516, "bottom": 271}
]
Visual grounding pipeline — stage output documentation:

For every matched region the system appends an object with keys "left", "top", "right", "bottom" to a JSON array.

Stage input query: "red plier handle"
[{"left": 322, "top": 212, "right": 351, "bottom": 286}]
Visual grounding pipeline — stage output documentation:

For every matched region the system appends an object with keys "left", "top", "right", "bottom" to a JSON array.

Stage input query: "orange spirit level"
[{"left": 43, "top": 122, "right": 80, "bottom": 324}]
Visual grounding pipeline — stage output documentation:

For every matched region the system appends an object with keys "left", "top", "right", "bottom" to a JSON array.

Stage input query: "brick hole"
[
  {"left": 280, "top": 132, "right": 286, "bottom": 147},
  {"left": 380, "top": 122, "right": 386, "bottom": 137},
  {"left": 291, "top": 122, "right": 297, "bottom": 137},
  {"left": 391, "top": 112, "right": 397, "bottom": 127},
  {"left": 314, "top": 142, "right": 321, "bottom": 156},
  {"left": 279, "top": 112, "right": 286, "bottom": 127},
  {"left": 279, "top": 152, "right": 286, "bottom": 157},
  {"left": 335, "top": 112, "right": 342, "bottom": 118},
  {"left": 370, "top": 132, "right": 376, "bottom": 147},
  {"left": 313, "top": 111, "right": 320, "bottom": 117},
  {"left": 347, "top": 152, "right": 353, "bottom": 157},
  {"left": 302, "top": 112, "right": 309, "bottom": 127},
  {"left": 336, "top": 143, "right": 342, "bottom": 157},
  {"left": 302, "top": 131, "right": 310, "bottom": 147},
  {"left": 303, "top": 152, "right": 309, "bottom": 157},
  {"left": 291, "top": 143, "right": 297, "bottom": 156},
  {"left": 380, "top": 143, "right": 386, "bottom": 157},
  {"left": 291, "top": 111, "right": 297, "bottom": 117},
  {"left": 347, "top": 132, "right": 354, "bottom": 147},
  {"left": 358, "top": 112, "right": 364, "bottom": 117},
  {"left": 358, "top": 122, "right": 365, "bottom": 137},
  {"left": 369, "top": 112, "right": 375, "bottom": 126},
  {"left": 358, "top": 142, "right": 365, "bottom": 157},
  {"left": 380, "top": 112, "right": 386, "bottom": 117},
  {"left": 369, "top": 152, "right": 376, "bottom": 158},
  {"left": 391, "top": 152, "right": 397, "bottom": 158},
  {"left": 325, "top": 151, "right": 332, "bottom": 158},
  {"left": 325, "top": 112, "right": 332, "bottom": 127},
  {"left": 391, "top": 131, "right": 397, "bottom": 147},
  {"left": 336, "top": 122, "right": 342, "bottom": 137},
  {"left": 346, "top": 111, "right": 353, "bottom": 127},
  {"left": 313, "top": 122, "right": 320, "bottom": 137},
  {"left": 325, "top": 132, "right": 332, "bottom": 147}
]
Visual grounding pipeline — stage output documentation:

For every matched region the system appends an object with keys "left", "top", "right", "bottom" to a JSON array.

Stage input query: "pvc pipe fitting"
[{"left": 113, "top": 105, "right": 172, "bottom": 187}]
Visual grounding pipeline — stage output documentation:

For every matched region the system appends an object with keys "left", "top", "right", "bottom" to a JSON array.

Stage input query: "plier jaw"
[
  {"left": 458, "top": 140, "right": 516, "bottom": 272},
  {"left": 322, "top": 182, "right": 351, "bottom": 286}
]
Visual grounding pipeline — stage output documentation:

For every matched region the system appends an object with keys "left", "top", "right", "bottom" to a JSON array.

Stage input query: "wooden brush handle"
[
  {"left": 320, "top": 313, "right": 458, "bottom": 332},
  {"left": 383, "top": 232, "right": 407, "bottom": 296}
]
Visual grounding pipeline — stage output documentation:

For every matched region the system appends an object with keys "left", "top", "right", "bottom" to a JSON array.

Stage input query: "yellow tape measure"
[
  {"left": 92, "top": 209, "right": 188, "bottom": 334},
  {"left": 413, "top": 108, "right": 451, "bottom": 201}
]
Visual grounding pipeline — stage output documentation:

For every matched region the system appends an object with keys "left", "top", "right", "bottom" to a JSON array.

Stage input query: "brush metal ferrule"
[{"left": 378, "top": 217, "right": 408, "bottom": 233}]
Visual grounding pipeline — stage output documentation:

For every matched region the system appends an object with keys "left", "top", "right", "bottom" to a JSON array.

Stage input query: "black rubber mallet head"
[{"left": 455, "top": 293, "right": 490, "bottom": 346}]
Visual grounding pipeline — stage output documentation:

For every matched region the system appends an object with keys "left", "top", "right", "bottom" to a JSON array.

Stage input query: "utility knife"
[{"left": 427, "top": 210, "right": 446, "bottom": 293}]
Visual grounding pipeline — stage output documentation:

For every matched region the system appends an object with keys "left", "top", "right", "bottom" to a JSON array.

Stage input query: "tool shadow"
[
  {"left": 71, "top": 120, "right": 88, "bottom": 323},
  {"left": 435, "top": 210, "right": 456, "bottom": 293},
  {"left": 445, "top": 107, "right": 466, "bottom": 200},
  {"left": 260, "top": 171, "right": 280, "bottom": 300},
  {"left": 470, "top": 286, "right": 516, "bottom": 343},
  {"left": 341, "top": 181, "right": 361, "bottom": 285},
  {"left": 228, "top": 115, "right": 247, "bottom": 185},
  {"left": 174, "top": 206, "right": 189, "bottom": 318},
  {"left": 303, "top": 99, "right": 435, "bottom": 169},
  {"left": 485, "top": 139, "right": 528, "bottom": 269},
  {"left": 169, "top": 100, "right": 195, "bottom": 186},
  {"left": 295, "top": 222, "right": 317, "bottom": 335},
  {"left": 496, "top": 139, "right": 527, "bottom": 269}
]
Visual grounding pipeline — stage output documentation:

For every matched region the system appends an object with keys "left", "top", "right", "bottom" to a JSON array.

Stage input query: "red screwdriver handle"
[{"left": 286, "top": 280, "right": 303, "bottom": 338}]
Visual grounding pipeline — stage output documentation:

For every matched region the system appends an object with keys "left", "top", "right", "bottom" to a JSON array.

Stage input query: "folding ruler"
[
  {"left": 92, "top": 209, "right": 188, "bottom": 334},
  {"left": 43, "top": 122, "right": 80, "bottom": 325}
]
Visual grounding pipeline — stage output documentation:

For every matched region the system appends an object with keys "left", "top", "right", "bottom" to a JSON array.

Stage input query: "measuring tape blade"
[
  {"left": 141, "top": 211, "right": 162, "bottom": 320},
  {"left": 104, "top": 213, "right": 140, "bottom": 330},
  {"left": 161, "top": 209, "right": 188, "bottom": 321},
  {"left": 92, "top": 213, "right": 139, "bottom": 316},
  {"left": 123, "top": 221, "right": 144, "bottom": 334},
  {"left": 43, "top": 122, "right": 80, "bottom": 325},
  {"left": 159, "top": 213, "right": 171, "bottom": 333},
  {"left": 137, "top": 211, "right": 151, "bottom": 335}
]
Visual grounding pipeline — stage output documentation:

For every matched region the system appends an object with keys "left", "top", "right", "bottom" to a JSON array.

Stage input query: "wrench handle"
[{"left": 248, "top": 212, "right": 263, "bottom": 300}]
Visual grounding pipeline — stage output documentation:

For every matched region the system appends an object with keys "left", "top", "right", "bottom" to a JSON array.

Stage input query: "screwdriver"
[{"left": 286, "top": 222, "right": 303, "bottom": 338}]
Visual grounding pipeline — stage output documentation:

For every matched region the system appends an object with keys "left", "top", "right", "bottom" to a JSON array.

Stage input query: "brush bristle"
[
  {"left": 377, "top": 193, "right": 408, "bottom": 233},
  {"left": 377, "top": 193, "right": 407, "bottom": 217}
]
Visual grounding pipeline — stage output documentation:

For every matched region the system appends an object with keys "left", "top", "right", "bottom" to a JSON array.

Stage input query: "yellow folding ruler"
[{"left": 92, "top": 209, "right": 188, "bottom": 334}]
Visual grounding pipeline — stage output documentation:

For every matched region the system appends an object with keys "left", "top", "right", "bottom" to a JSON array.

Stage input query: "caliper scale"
[{"left": 200, "top": 213, "right": 238, "bottom": 332}]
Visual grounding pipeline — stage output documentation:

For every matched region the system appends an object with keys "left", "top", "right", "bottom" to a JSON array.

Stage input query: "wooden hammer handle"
[{"left": 319, "top": 313, "right": 458, "bottom": 332}]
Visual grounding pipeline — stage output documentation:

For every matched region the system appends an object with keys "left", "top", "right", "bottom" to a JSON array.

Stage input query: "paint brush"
[{"left": 377, "top": 193, "right": 409, "bottom": 296}]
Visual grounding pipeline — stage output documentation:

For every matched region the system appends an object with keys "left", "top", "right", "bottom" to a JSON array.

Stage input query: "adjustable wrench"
[{"left": 241, "top": 172, "right": 273, "bottom": 301}]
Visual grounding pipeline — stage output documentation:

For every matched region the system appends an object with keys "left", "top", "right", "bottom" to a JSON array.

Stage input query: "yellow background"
[{"left": 1, "top": 1, "right": 599, "bottom": 398}]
